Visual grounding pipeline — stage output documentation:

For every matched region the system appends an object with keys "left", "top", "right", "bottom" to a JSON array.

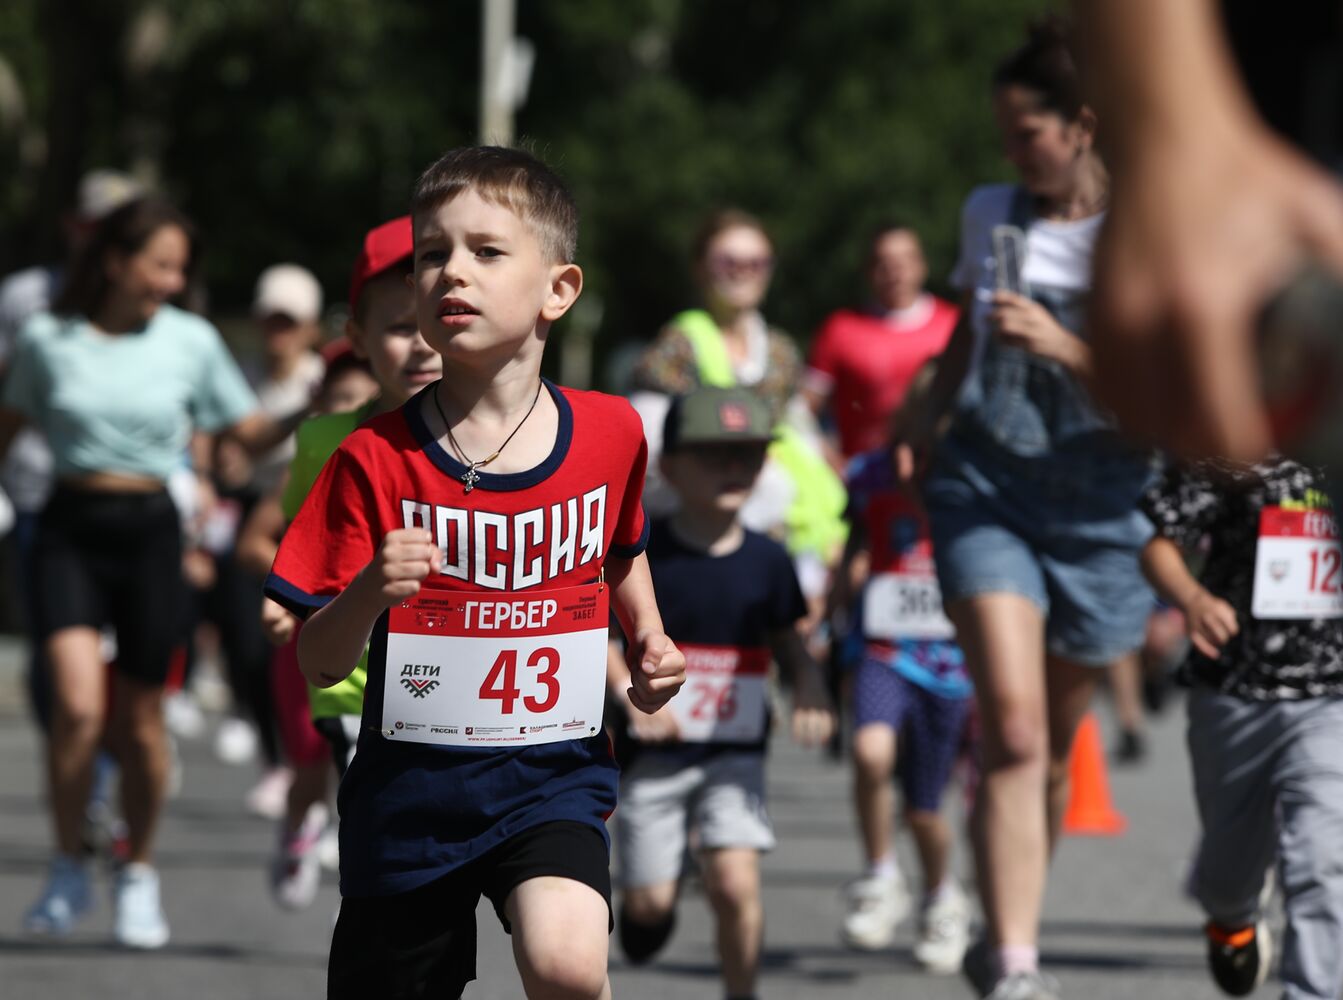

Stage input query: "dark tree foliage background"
[{"left": 0, "top": 0, "right": 1051, "bottom": 384}]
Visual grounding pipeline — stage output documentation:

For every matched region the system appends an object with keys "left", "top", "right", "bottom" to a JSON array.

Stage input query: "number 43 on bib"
[{"left": 383, "top": 582, "right": 609, "bottom": 747}]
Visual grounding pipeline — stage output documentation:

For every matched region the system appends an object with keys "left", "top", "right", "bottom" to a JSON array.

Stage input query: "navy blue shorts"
[{"left": 852, "top": 655, "right": 971, "bottom": 812}]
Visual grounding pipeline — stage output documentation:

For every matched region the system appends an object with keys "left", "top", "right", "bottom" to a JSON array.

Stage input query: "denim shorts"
[{"left": 922, "top": 433, "right": 1154, "bottom": 667}]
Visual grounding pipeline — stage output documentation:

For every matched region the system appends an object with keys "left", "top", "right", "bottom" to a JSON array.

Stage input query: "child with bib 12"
[{"left": 1140, "top": 456, "right": 1343, "bottom": 1000}]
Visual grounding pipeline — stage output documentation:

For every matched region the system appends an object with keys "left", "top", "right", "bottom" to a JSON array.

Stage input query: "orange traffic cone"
[{"left": 1062, "top": 713, "right": 1127, "bottom": 836}]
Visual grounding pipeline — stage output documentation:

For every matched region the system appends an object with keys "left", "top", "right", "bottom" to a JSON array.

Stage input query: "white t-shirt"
[
  {"left": 949, "top": 183, "right": 1102, "bottom": 374},
  {"left": 248, "top": 350, "right": 324, "bottom": 494}
]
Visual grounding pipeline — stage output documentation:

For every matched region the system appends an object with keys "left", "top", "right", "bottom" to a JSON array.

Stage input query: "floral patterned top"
[
  {"left": 1141, "top": 456, "right": 1343, "bottom": 700},
  {"left": 630, "top": 315, "right": 802, "bottom": 423}
]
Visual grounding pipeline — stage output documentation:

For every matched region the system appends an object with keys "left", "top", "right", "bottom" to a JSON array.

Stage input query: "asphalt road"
[{"left": 0, "top": 685, "right": 1271, "bottom": 1000}]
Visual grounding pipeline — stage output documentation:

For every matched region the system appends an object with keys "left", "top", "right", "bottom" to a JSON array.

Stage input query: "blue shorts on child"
[{"left": 853, "top": 640, "right": 971, "bottom": 812}]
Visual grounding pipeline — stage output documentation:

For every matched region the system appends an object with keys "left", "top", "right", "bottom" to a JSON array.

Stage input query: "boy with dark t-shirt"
[
  {"left": 265, "top": 146, "right": 686, "bottom": 1000},
  {"left": 1141, "top": 456, "right": 1343, "bottom": 999},
  {"left": 608, "top": 386, "right": 833, "bottom": 1000}
]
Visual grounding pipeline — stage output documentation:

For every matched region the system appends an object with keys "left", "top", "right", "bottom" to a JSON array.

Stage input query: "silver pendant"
[{"left": 462, "top": 464, "right": 481, "bottom": 493}]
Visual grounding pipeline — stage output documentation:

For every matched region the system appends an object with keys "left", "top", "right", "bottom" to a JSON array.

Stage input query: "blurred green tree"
[{"left": 0, "top": 0, "right": 1051, "bottom": 376}]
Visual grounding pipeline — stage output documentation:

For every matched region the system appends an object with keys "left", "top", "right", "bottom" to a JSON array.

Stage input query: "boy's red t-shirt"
[
  {"left": 265, "top": 380, "right": 648, "bottom": 897},
  {"left": 806, "top": 297, "right": 959, "bottom": 458}
]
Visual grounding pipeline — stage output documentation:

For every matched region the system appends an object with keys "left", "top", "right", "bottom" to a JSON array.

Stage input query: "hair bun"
[{"left": 1027, "top": 12, "right": 1072, "bottom": 49}]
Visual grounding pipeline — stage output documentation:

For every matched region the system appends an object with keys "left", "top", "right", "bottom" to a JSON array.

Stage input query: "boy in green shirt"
[{"left": 240, "top": 215, "right": 442, "bottom": 908}]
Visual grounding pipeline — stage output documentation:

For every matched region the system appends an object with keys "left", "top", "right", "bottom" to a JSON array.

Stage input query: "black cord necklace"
[{"left": 432, "top": 380, "right": 545, "bottom": 493}]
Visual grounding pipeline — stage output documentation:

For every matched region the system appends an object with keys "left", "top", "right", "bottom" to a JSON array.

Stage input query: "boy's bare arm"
[
  {"left": 236, "top": 493, "right": 286, "bottom": 578},
  {"left": 297, "top": 528, "right": 441, "bottom": 688},
  {"left": 769, "top": 627, "right": 835, "bottom": 748},
  {"left": 607, "top": 552, "right": 686, "bottom": 714},
  {"left": 825, "top": 519, "right": 867, "bottom": 625},
  {"left": 1140, "top": 535, "right": 1239, "bottom": 659}
]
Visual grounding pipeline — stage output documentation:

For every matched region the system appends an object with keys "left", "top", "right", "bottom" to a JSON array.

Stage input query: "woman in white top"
[{"left": 908, "top": 19, "right": 1154, "bottom": 999}]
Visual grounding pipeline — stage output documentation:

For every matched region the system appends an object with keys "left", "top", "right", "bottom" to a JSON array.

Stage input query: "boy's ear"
[
  {"left": 343, "top": 316, "right": 371, "bottom": 360},
  {"left": 540, "top": 263, "right": 583, "bottom": 322}
]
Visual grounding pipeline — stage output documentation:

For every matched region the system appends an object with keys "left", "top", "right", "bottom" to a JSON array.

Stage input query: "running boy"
[
  {"left": 609, "top": 386, "right": 833, "bottom": 1000},
  {"left": 241, "top": 216, "right": 441, "bottom": 910},
  {"left": 264, "top": 147, "right": 686, "bottom": 1000},
  {"left": 831, "top": 368, "right": 972, "bottom": 972},
  {"left": 1141, "top": 456, "right": 1343, "bottom": 999}
]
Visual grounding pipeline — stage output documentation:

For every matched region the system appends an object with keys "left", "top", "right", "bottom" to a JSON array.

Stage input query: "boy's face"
[
  {"left": 412, "top": 189, "right": 581, "bottom": 366},
  {"left": 660, "top": 443, "right": 768, "bottom": 515},
  {"left": 259, "top": 313, "right": 320, "bottom": 363},
  {"left": 346, "top": 271, "right": 441, "bottom": 407}
]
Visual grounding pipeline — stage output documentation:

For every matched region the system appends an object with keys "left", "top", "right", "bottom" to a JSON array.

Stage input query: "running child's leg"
[
  {"left": 695, "top": 752, "right": 775, "bottom": 998},
  {"left": 852, "top": 722, "right": 897, "bottom": 869},
  {"left": 486, "top": 821, "right": 613, "bottom": 1000},
  {"left": 1275, "top": 698, "right": 1343, "bottom": 1000},
  {"left": 899, "top": 676, "right": 972, "bottom": 974},
  {"left": 506, "top": 876, "right": 611, "bottom": 1000},
  {"left": 619, "top": 879, "right": 678, "bottom": 954},
  {"left": 1186, "top": 688, "right": 1278, "bottom": 928},
  {"left": 327, "top": 868, "right": 481, "bottom": 1000},
  {"left": 842, "top": 655, "right": 910, "bottom": 950},
  {"left": 614, "top": 756, "right": 696, "bottom": 963},
  {"left": 700, "top": 847, "right": 763, "bottom": 999},
  {"left": 899, "top": 677, "right": 971, "bottom": 896}
]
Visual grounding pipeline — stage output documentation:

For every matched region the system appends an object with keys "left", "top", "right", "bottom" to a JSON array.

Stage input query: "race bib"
[
  {"left": 863, "top": 573, "right": 955, "bottom": 641},
  {"left": 665, "top": 644, "right": 770, "bottom": 744},
  {"left": 1251, "top": 506, "right": 1343, "bottom": 620},
  {"left": 862, "top": 491, "right": 954, "bottom": 641},
  {"left": 382, "top": 582, "right": 608, "bottom": 747}
]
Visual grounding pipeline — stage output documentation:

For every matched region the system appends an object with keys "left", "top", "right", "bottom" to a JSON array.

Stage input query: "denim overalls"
[{"left": 923, "top": 187, "right": 1155, "bottom": 665}]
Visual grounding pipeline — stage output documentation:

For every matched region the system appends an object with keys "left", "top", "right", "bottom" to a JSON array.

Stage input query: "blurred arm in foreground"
[{"left": 1079, "top": 0, "right": 1343, "bottom": 460}]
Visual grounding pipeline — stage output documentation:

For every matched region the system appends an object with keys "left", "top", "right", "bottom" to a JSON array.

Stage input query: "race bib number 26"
[
  {"left": 666, "top": 644, "right": 770, "bottom": 744},
  {"left": 383, "top": 583, "right": 609, "bottom": 747},
  {"left": 1251, "top": 507, "right": 1343, "bottom": 621}
]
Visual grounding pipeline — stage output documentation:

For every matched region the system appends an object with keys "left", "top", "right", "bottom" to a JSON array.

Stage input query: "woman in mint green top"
[{"left": 0, "top": 197, "right": 273, "bottom": 949}]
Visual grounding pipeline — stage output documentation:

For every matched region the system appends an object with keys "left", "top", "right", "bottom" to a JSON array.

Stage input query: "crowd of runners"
[{"left": 3, "top": 10, "right": 1343, "bottom": 1000}]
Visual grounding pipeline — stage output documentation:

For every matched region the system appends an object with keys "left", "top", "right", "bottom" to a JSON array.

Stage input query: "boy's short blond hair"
[{"left": 411, "top": 146, "right": 578, "bottom": 265}]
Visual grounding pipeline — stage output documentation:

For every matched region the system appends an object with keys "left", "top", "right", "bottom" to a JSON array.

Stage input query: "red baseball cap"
[{"left": 348, "top": 215, "right": 413, "bottom": 313}]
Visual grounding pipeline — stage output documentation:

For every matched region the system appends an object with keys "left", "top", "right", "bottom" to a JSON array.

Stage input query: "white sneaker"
[
  {"left": 113, "top": 863, "right": 170, "bottom": 949},
  {"left": 163, "top": 691, "right": 206, "bottom": 740},
  {"left": 23, "top": 855, "right": 93, "bottom": 936},
  {"left": 215, "top": 717, "right": 259, "bottom": 765},
  {"left": 246, "top": 767, "right": 293, "bottom": 820},
  {"left": 270, "top": 806, "right": 326, "bottom": 911},
  {"left": 914, "top": 882, "right": 971, "bottom": 973},
  {"left": 841, "top": 871, "right": 911, "bottom": 950}
]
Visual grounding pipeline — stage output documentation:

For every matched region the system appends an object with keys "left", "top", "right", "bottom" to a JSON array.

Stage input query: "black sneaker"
[
  {"left": 1206, "top": 919, "right": 1272, "bottom": 996},
  {"left": 962, "top": 936, "right": 998, "bottom": 997},
  {"left": 1114, "top": 728, "right": 1147, "bottom": 764}
]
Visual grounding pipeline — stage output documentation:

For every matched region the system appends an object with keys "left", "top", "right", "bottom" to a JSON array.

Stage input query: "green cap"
[{"left": 662, "top": 386, "right": 774, "bottom": 452}]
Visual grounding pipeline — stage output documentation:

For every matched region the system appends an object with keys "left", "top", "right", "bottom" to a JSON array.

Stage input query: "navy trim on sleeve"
[
  {"left": 263, "top": 572, "right": 334, "bottom": 620},
  {"left": 609, "top": 511, "right": 651, "bottom": 559}
]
